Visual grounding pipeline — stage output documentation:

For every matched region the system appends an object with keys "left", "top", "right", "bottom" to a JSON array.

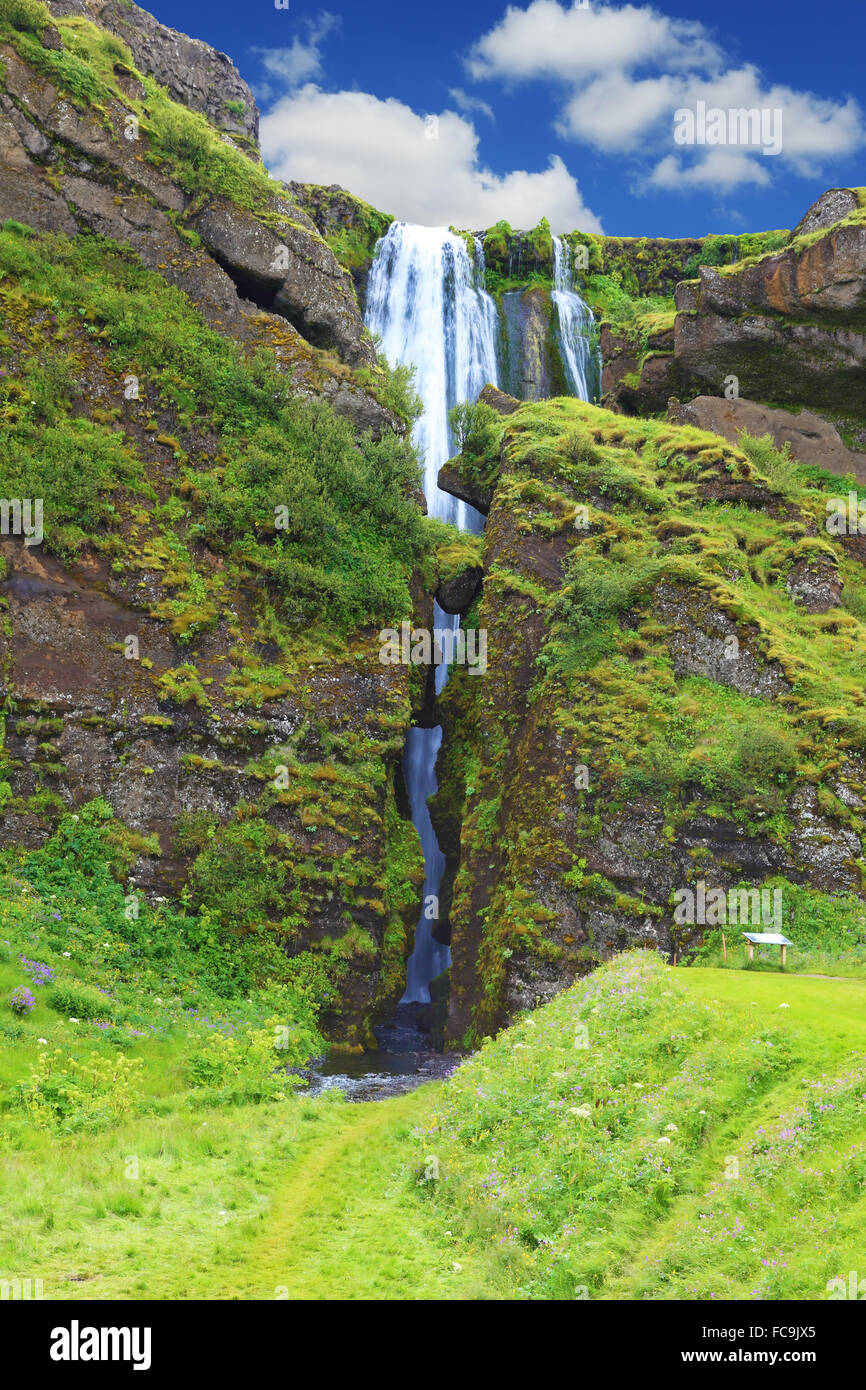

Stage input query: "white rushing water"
[
  {"left": 365, "top": 222, "right": 500, "bottom": 1002},
  {"left": 366, "top": 223, "right": 500, "bottom": 532},
  {"left": 365, "top": 223, "right": 598, "bottom": 1005},
  {"left": 551, "top": 236, "right": 599, "bottom": 401}
]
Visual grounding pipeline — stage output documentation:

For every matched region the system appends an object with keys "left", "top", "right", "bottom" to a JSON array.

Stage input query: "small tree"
[{"left": 448, "top": 400, "right": 500, "bottom": 457}]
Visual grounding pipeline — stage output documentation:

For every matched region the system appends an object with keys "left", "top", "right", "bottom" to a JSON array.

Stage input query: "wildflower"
[
  {"left": 69, "top": 1017, "right": 79, "bottom": 1024},
  {"left": 9, "top": 986, "right": 36, "bottom": 1015},
  {"left": 37, "top": 1037, "right": 48, "bottom": 1044},
  {"left": 656, "top": 1136, "right": 672, "bottom": 1145},
  {"left": 665, "top": 1123, "right": 678, "bottom": 1133},
  {"left": 568, "top": 1104, "right": 592, "bottom": 1118}
]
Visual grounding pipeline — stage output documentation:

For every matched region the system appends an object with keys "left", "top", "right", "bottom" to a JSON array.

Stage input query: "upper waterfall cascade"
[{"left": 366, "top": 222, "right": 500, "bottom": 532}]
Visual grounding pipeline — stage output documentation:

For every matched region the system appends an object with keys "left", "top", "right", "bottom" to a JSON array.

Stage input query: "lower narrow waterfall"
[{"left": 366, "top": 222, "right": 499, "bottom": 1002}]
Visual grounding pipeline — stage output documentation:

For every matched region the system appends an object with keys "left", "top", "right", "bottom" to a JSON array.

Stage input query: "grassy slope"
[{"left": 4, "top": 950, "right": 865, "bottom": 1301}]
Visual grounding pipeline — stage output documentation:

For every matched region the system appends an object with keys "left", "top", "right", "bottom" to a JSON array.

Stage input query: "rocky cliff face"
[
  {"left": 0, "top": 0, "right": 430, "bottom": 1043},
  {"left": 47, "top": 0, "right": 259, "bottom": 148},
  {"left": 674, "top": 206, "right": 866, "bottom": 422},
  {"left": 0, "top": 2, "right": 390, "bottom": 427},
  {"left": 435, "top": 391, "right": 866, "bottom": 1043}
]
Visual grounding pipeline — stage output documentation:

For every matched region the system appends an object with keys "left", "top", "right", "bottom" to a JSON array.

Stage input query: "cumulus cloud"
[
  {"left": 465, "top": 0, "right": 865, "bottom": 191},
  {"left": 467, "top": 1, "right": 722, "bottom": 83},
  {"left": 260, "top": 87, "right": 602, "bottom": 232},
  {"left": 647, "top": 150, "right": 772, "bottom": 193}
]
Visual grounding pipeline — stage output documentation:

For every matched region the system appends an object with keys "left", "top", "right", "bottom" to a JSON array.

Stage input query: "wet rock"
[
  {"left": 501, "top": 286, "right": 556, "bottom": 400},
  {"left": 436, "top": 565, "right": 483, "bottom": 616}
]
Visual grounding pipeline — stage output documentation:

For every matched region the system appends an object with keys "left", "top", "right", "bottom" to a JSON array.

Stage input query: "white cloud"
[
  {"left": 260, "top": 87, "right": 602, "bottom": 232},
  {"left": 465, "top": 0, "right": 865, "bottom": 192},
  {"left": 557, "top": 72, "right": 679, "bottom": 152},
  {"left": 449, "top": 88, "right": 496, "bottom": 122},
  {"left": 467, "top": 1, "right": 722, "bottom": 83},
  {"left": 648, "top": 150, "right": 772, "bottom": 192},
  {"left": 252, "top": 13, "right": 340, "bottom": 99}
]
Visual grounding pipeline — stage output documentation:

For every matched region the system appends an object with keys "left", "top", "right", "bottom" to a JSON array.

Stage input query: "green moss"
[{"left": 440, "top": 396, "right": 866, "bottom": 1035}]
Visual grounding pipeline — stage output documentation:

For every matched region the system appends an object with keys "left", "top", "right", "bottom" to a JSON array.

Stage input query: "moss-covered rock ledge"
[{"left": 436, "top": 393, "right": 866, "bottom": 1045}]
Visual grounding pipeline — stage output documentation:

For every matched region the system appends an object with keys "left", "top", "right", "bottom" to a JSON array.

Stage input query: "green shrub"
[
  {"left": 47, "top": 982, "right": 114, "bottom": 1022},
  {"left": 449, "top": 400, "right": 502, "bottom": 457},
  {"left": 15, "top": 1048, "right": 143, "bottom": 1132},
  {"left": 0, "top": 0, "right": 50, "bottom": 33}
]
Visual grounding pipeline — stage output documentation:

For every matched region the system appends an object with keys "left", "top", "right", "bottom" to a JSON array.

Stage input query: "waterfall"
[
  {"left": 365, "top": 222, "right": 500, "bottom": 1003},
  {"left": 552, "top": 236, "right": 599, "bottom": 402},
  {"left": 366, "top": 223, "right": 500, "bottom": 533}
]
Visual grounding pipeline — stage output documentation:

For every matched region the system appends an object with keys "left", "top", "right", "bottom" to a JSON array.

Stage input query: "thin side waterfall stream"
[
  {"left": 552, "top": 236, "right": 600, "bottom": 401},
  {"left": 304, "top": 223, "right": 598, "bottom": 1098}
]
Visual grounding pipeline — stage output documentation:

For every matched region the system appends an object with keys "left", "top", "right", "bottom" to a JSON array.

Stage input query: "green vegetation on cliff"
[
  {"left": 438, "top": 396, "right": 866, "bottom": 1039},
  {"left": 0, "top": 219, "right": 426, "bottom": 635},
  {"left": 0, "top": 216, "right": 435, "bottom": 1041}
]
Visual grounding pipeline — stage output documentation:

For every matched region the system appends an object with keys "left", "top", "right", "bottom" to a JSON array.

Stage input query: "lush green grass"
[
  {"left": 425, "top": 953, "right": 866, "bottom": 1300},
  {"left": 3, "top": 951, "right": 865, "bottom": 1299}
]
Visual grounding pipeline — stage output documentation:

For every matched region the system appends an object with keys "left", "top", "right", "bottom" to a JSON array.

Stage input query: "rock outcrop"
[
  {"left": 673, "top": 196, "right": 866, "bottom": 421},
  {"left": 47, "top": 0, "right": 259, "bottom": 149},
  {"left": 0, "top": 6, "right": 384, "bottom": 424},
  {"left": 500, "top": 287, "right": 559, "bottom": 400},
  {"left": 435, "top": 397, "right": 866, "bottom": 1043},
  {"left": 666, "top": 396, "right": 866, "bottom": 481}
]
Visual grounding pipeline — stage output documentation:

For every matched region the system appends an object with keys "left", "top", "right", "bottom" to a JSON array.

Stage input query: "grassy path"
[{"left": 208, "top": 1090, "right": 487, "bottom": 1301}]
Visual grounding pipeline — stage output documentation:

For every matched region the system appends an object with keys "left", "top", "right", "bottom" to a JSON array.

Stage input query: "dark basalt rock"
[
  {"left": 673, "top": 199, "right": 866, "bottom": 418},
  {"left": 654, "top": 583, "right": 790, "bottom": 699},
  {"left": 786, "top": 558, "right": 843, "bottom": 613},
  {"left": 436, "top": 566, "right": 483, "bottom": 616},
  {"left": 792, "top": 187, "right": 860, "bottom": 241},
  {"left": 47, "top": 0, "right": 260, "bottom": 149}
]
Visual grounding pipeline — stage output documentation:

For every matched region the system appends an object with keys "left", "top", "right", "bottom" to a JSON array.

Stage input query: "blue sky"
[{"left": 154, "top": 0, "right": 864, "bottom": 238}]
